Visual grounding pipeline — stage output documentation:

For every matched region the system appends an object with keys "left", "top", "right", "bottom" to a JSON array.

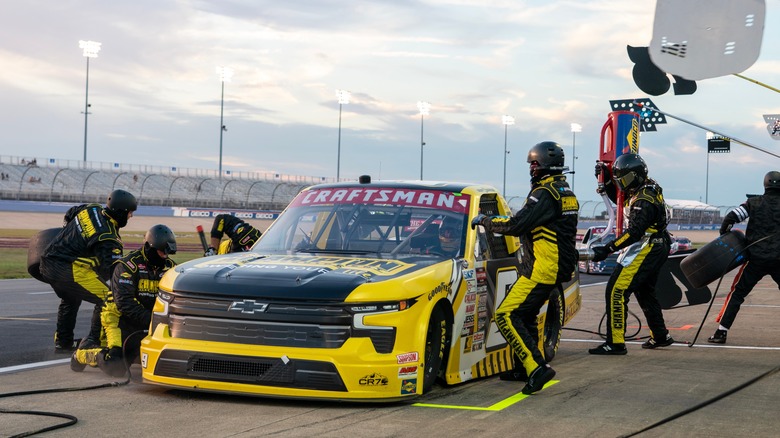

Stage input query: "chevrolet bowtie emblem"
[{"left": 228, "top": 299, "right": 269, "bottom": 314}]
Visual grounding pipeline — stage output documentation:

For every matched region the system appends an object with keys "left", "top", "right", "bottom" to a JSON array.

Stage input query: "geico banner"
[{"left": 172, "top": 207, "right": 279, "bottom": 220}]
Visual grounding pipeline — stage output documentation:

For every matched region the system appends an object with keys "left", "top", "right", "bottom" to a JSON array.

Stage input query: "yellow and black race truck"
[{"left": 141, "top": 178, "right": 581, "bottom": 401}]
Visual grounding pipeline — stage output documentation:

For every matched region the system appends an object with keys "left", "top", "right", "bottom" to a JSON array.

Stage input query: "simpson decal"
[{"left": 396, "top": 352, "right": 419, "bottom": 364}]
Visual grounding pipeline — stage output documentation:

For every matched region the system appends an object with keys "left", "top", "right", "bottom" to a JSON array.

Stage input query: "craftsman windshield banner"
[{"left": 291, "top": 188, "right": 470, "bottom": 214}]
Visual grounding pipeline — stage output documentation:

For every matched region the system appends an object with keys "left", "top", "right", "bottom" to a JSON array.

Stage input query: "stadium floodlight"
[
  {"left": 79, "top": 40, "right": 101, "bottom": 163},
  {"left": 417, "top": 101, "right": 431, "bottom": 180},
  {"left": 502, "top": 115, "right": 515, "bottom": 198},
  {"left": 571, "top": 122, "right": 582, "bottom": 192},
  {"left": 216, "top": 66, "right": 234, "bottom": 179},
  {"left": 335, "top": 89, "right": 351, "bottom": 181}
]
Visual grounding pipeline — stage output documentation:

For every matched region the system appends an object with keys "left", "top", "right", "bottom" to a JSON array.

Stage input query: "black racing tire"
[
  {"left": 27, "top": 227, "right": 60, "bottom": 283},
  {"left": 423, "top": 305, "right": 448, "bottom": 393},
  {"left": 543, "top": 287, "right": 564, "bottom": 362}
]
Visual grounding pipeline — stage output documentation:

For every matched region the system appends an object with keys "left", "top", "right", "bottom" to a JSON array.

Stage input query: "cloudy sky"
[{"left": 1, "top": 0, "right": 779, "bottom": 209}]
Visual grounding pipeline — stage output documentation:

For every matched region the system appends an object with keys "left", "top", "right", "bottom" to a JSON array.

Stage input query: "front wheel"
[
  {"left": 543, "top": 287, "right": 564, "bottom": 362},
  {"left": 423, "top": 306, "right": 448, "bottom": 393}
]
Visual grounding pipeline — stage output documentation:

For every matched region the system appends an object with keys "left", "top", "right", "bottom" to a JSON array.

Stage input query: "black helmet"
[
  {"left": 438, "top": 216, "right": 462, "bottom": 254},
  {"left": 107, "top": 189, "right": 138, "bottom": 212},
  {"left": 764, "top": 171, "right": 780, "bottom": 189},
  {"left": 105, "top": 189, "right": 138, "bottom": 228},
  {"left": 527, "top": 141, "right": 567, "bottom": 179},
  {"left": 612, "top": 153, "right": 648, "bottom": 192},
  {"left": 145, "top": 224, "right": 177, "bottom": 255}
]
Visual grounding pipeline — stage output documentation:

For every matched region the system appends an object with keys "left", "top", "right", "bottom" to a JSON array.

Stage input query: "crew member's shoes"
[
  {"left": 521, "top": 364, "right": 556, "bottom": 395},
  {"left": 588, "top": 342, "right": 627, "bottom": 355},
  {"left": 54, "top": 338, "right": 81, "bottom": 354},
  {"left": 70, "top": 341, "right": 106, "bottom": 372},
  {"left": 708, "top": 329, "right": 728, "bottom": 344},
  {"left": 642, "top": 334, "right": 675, "bottom": 349},
  {"left": 70, "top": 351, "right": 87, "bottom": 372},
  {"left": 499, "top": 367, "right": 528, "bottom": 382}
]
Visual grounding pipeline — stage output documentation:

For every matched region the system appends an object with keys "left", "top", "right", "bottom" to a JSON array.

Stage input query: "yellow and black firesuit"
[
  {"left": 92, "top": 224, "right": 177, "bottom": 376},
  {"left": 474, "top": 141, "right": 578, "bottom": 394},
  {"left": 207, "top": 213, "right": 262, "bottom": 255},
  {"left": 589, "top": 154, "right": 673, "bottom": 354},
  {"left": 39, "top": 190, "right": 137, "bottom": 353}
]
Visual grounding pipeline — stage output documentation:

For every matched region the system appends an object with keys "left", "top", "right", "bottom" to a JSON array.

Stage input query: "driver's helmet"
[{"left": 438, "top": 216, "right": 462, "bottom": 254}]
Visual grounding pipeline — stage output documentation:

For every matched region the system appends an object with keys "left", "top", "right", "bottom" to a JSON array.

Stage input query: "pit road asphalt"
[{"left": 2, "top": 214, "right": 780, "bottom": 437}]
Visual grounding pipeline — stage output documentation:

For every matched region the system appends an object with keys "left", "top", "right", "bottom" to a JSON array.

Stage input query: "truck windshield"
[{"left": 252, "top": 186, "right": 469, "bottom": 259}]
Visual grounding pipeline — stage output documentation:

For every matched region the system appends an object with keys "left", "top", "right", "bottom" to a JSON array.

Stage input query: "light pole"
[
  {"left": 216, "top": 66, "right": 234, "bottom": 179},
  {"left": 502, "top": 115, "right": 515, "bottom": 198},
  {"left": 417, "top": 101, "right": 430, "bottom": 180},
  {"left": 79, "top": 40, "right": 101, "bottom": 163},
  {"left": 570, "top": 123, "right": 582, "bottom": 192},
  {"left": 335, "top": 89, "right": 351, "bottom": 181}
]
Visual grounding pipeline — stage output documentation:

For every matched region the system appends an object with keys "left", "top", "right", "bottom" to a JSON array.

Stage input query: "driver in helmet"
[
  {"left": 437, "top": 216, "right": 462, "bottom": 257},
  {"left": 471, "top": 141, "right": 579, "bottom": 395},
  {"left": 589, "top": 153, "right": 674, "bottom": 355},
  {"left": 75, "top": 224, "right": 178, "bottom": 376},
  {"left": 418, "top": 216, "right": 463, "bottom": 257},
  {"left": 40, "top": 189, "right": 138, "bottom": 355}
]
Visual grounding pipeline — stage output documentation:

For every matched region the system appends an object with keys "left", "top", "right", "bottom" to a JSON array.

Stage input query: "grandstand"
[{"left": 0, "top": 155, "right": 334, "bottom": 210}]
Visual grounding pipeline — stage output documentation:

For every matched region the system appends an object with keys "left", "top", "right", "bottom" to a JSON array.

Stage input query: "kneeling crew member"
[
  {"left": 204, "top": 213, "right": 262, "bottom": 256},
  {"left": 72, "top": 225, "right": 177, "bottom": 375}
]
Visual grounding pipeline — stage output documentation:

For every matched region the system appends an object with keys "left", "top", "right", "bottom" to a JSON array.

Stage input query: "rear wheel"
[
  {"left": 423, "top": 306, "right": 448, "bottom": 393},
  {"left": 543, "top": 287, "right": 564, "bottom": 361}
]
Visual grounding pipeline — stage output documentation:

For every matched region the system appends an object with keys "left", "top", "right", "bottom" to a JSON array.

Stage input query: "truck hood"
[{"left": 169, "top": 252, "right": 438, "bottom": 301}]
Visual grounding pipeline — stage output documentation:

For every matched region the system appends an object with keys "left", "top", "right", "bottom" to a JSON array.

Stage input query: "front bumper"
[{"left": 141, "top": 322, "right": 422, "bottom": 401}]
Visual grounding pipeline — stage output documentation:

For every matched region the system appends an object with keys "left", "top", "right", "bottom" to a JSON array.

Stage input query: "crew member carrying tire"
[
  {"left": 709, "top": 171, "right": 780, "bottom": 344},
  {"left": 39, "top": 189, "right": 137, "bottom": 356}
]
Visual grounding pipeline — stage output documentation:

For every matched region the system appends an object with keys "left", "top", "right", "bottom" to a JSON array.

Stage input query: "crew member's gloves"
[
  {"left": 720, "top": 223, "right": 733, "bottom": 236},
  {"left": 471, "top": 214, "right": 487, "bottom": 229},
  {"left": 204, "top": 247, "right": 217, "bottom": 257},
  {"left": 594, "top": 163, "right": 606, "bottom": 178},
  {"left": 97, "top": 347, "right": 126, "bottom": 378},
  {"left": 591, "top": 245, "right": 612, "bottom": 262}
]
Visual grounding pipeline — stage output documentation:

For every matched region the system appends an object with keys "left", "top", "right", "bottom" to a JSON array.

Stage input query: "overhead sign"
[
  {"left": 764, "top": 114, "right": 780, "bottom": 140},
  {"left": 707, "top": 135, "right": 731, "bottom": 153},
  {"left": 649, "top": 0, "right": 765, "bottom": 80},
  {"left": 608, "top": 98, "right": 667, "bottom": 132}
]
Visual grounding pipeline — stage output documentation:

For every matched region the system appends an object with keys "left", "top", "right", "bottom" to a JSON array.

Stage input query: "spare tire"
[
  {"left": 27, "top": 227, "right": 61, "bottom": 283},
  {"left": 680, "top": 230, "right": 747, "bottom": 289}
]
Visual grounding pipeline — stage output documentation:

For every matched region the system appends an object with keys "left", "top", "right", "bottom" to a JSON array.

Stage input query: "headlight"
[
  {"left": 348, "top": 299, "right": 415, "bottom": 314},
  {"left": 348, "top": 299, "right": 416, "bottom": 354},
  {"left": 151, "top": 292, "right": 173, "bottom": 330}
]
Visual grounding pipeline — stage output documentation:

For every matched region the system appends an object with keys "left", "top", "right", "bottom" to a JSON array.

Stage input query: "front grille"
[
  {"left": 155, "top": 350, "right": 346, "bottom": 391},
  {"left": 169, "top": 315, "right": 350, "bottom": 348},
  {"left": 164, "top": 293, "right": 398, "bottom": 353},
  {"left": 170, "top": 296, "right": 352, "bottom": 325}
]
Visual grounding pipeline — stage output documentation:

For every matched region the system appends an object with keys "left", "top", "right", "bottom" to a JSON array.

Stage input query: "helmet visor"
[
  {"left": 614, "top": 172, "right": 636, "bottom": 191},
  {"left": 163, "top": 241, "right": 177, "bottom": 255}
]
